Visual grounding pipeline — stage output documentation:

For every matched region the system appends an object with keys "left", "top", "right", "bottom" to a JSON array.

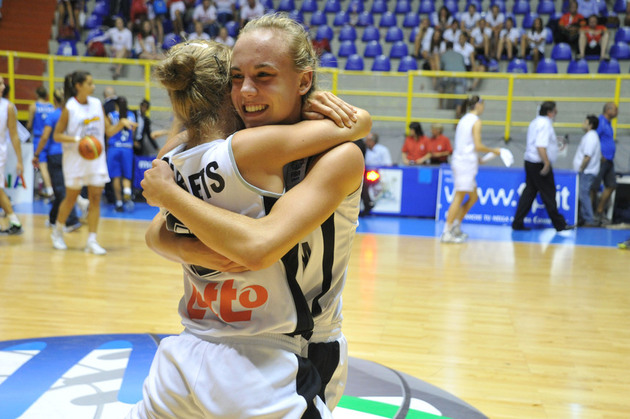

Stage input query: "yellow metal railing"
[{"left": 2, "top": 49, "right": 629, "bottom": 139}]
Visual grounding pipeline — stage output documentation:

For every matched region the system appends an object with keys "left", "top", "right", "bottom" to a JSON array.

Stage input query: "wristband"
[{"left": 75, "top": 135, "right": 81, "bottom": 142}]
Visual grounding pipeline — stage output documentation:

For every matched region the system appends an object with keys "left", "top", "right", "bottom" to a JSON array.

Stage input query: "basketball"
[{"left": 78, "top": 135, "right": 102, "bottom": 160}]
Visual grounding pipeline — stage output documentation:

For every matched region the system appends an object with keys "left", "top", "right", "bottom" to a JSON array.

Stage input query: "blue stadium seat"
[
  {"left": 402, "top": 12, "right": 420, "bottom": 28},
  {"left": 362, "top": 25, "right": 381, "bottom": 42},
  {"left": 521, "top": 13, "right": 538, "bottom": 29},
  {"left": 398, "top": 55, "right": 418, "bottom": 72},
  {"left": 379, "top": 12, "right": 397, "bottom": 27},
  {"left": 409, "top": 26, "right": 420, "bottom": 43},
  {"left": 491, "top": 0, "right": 507, "bottom": 14},
  {"left": 385, "top": 26, "right": 404, "bottom": 42},
  {"left": 289, "top": 9, "right": 304, "bottom": 23},
  {"left": 466, "top": 0, "right": 482, "bottom": 11},
  {"left": 333, "top": 11, "right": 350, "bottom": 26},
  {"left": 357, "top": 11, "right": 374, "bottom": 27},
  {"left": 260, "top": 0, "right": 273, "bottom": 9},
  {"left": 324, "top": 0, "right": 341, "bottom": 14},
  {"left": 338, "top": 40, "right": 357, "bottom": 57},
  {"left": 598, "top": 0, "right": 609, "bottom": 17},
  {"left": 610, "top": 42, "right": 630, "bottom": 60},
  {"left": 277, "top": 0, "right": 294, "bottom": 12},
  {"left": 598, "top": 58, "right": 621, "bottom": 73},
  {"left": 389, "top": 40, "right": 409, "bottom": 58},
  {"left": 345, "top": 54, "right": 365, "bottom": 70},
  {"left": 338, "top": 24, "right": 357, "bottom": 41},
  {"left": 57, "top": 41, "right": 77, "bottom": 56},
  {"left": 371, "top": 0, "right": 388, "bottom": 14},
  {"left": 506, "top": 58, "right": 528, "bottom": 73},
  {"left": 300, "top": 0, "right": 317, "bottom": 13},
  {"left": 615, "top": 26, "right": 630, "bottom": 43},
  {"left": 225, "top": 20, "right": 239, "bottom": 37},
  {"left": 418, "top": 0, "right": 435, "bottom": 14},
  {"left": 310, "top": 10, "right": 327, "bottom": 26},
  {"left": 614, "top": 0, "right": 627, "bottom": 13},
  {"left": 372, "top": 54, "right": 392, "bottom": 71},
  {"left": 315, "top": 25, "right": 334, "bottom": 41},
  {"left": 84, "top": 13, "right": 103, "bottom": 30},
  {"left": 551, "top": 42, "right": 573, "bottom": 60},
  {"left": 364, "top": 40, "right": 383, "bottom": 57},
  {"left": 395, "top": 0, "right": 411, "bottom": 15},
  {"left": 536, "top": 58, "right": 558, "bottom": 73},
  {"left": 319, "top": 52, "right": 338, "bottom": 68},
  {"left": 536, "top": 0, "right": 555, "bottom": 15},
  {"left": 346, "top": 0, "right": 364, "bottom": 14},
  {"left": 92, "top": 1, "right": 109, "bottom": 17},
  {"left": 567, "top": 59, "right": 589, "bottom": 74},
  {"left": 162, "top": 33, "right": 182, "bottom": 51},
  {"left": 546, "top": 28, "right": 554, "bottom": 44},
  {"left": 512, "top": 0, "right": 530, "bottom": 15},
  {"left": 444, "top": 0, "right": 459, "bottom": 14}
]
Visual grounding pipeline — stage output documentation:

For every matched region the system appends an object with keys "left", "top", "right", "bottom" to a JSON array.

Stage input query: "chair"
[
  {"left": 338, "top": 25, "right": 357, "bottom": 41},
  {"left": 371, "top": 0, "right": 388, "bottom": 14},
  {"left": 491, "top": 0, "right": 507, "bottom": 14},
  {"left": 398, "top": 55, "right": 418, "bottom": 71},
  {"left": 598, "top": 0, "right": 609, "bottom": 17},
  {"left": 338, "top": 40, "right": 357, "bottom": 57},
  {"left": 364, "top": 40, "right": 383, "bottom": 57},
  {"left": 409, "top": 26, "right": 420, "bottom": 43},
  {"left": 315, "top": 25, "right": 334, "bottom": 41},
  {"left": 289, "top": 10, "right": 304, "bottom": 23},
  {"left": 57, "top": 41, "right": 78, "bottom": 56},
  {"left": 357, "top": 11, "right": 374, "bottom": 27},
  {"left": 610, "top": 41, "right": 630, "bottom": 60},
  {"left": 260, "top": 0, "right": 274, "bottom": 9},
  {"left": 389, "top": 40, "right": 409, "bottom": 57},
  {"left": 346, "top": 0, "right": 364, "bottom": 14},
  {"left": 277, "top": 0, "right": 295, "bottom": 12},
  {"left": 598, "top": 58, "right": 621, "bottom": 73},
  {"left": 324, "top": 0, "right": 341, "bottom": 14},
  {"left": 536, "top": 0, "right": 555, "bottom": 15},
  {"left": 362, "top": 25, "right": 381, "bottom": 42},
  {"left": 333, "top": 10, "right": 350, "bottom": 26},
  {"left": 162, "top": 33, "right": 182, "bottom": 51},
  {"left": 300, "top": 0, "right": 317, "bottom": 13},
  {"left": 92, "top": 1, "right": 109, "bottom": 17},
  {"left": 385, "top": 26, "right": 404, "bottom": 42},
  {"left": 84, "top": 13, "right": 103, "bottom": 30},
  {"left": 614, "top": 0, "right": 627, "bottom": 13},
  {"left": 512, "top": 0, "right": 530, "bottom": 15},
  {"left": 418, "top": 0, "right": 434, "bottom": 14},
  {"left": 372, "top": 54, "right": 392, "bottom": 71},
  {"left": 344, "top": 54, "right": 365, "bottom": 70},
  {"left": 536, "top": 58, "right": 558, "bottom": 73},
  {"left": 379, "top": 12, "right": 397, "bottom": 27},
  {"left": 395, "top": 0, "right": 411, "bottom": 15},
  {"left": 521, "top": 13, "right": 538, "bottom": 29},
  {"left": 567, "top": 59, "right": 589, "bottom": 74},
  {"left": 319, "top": 52, "right": 338, "bottom": 68},
  {"left": 225, "top": 20, "right": 239, "bottom": 37},
  {"left": 402, "top": 12, "right": 420, "bottom": 28},
  {"left": 310, "top": 10, "right": 327, "bottom": 27},
  {"left": 466, "top": 0, "right": 482, "bottom": 10},
  {"left": 545, "top": 28, "right": 554, "bottom": 44},
  {"left": 551, "top": 43, "right": 573, "bottom": 60},
  {"left": 615, "top": 27, "right": 630, "bottom": 43},
  {"left": 506, "top": 58, "right": 528, "bottom": 73}
]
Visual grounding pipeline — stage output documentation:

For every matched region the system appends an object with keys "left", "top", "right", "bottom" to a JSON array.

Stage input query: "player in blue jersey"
[
  {"left": 106, "top": 96, "right": 137, "bottom": 212},
  {"left": 27, "top": 86, "right": 56, "bottom": 199}
]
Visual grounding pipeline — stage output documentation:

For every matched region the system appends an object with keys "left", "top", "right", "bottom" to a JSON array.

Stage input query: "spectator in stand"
[
  {"left": 215, "top": 0, "right": 236, "bottom": 25},
  {"left": 470, "top": 18, "right": 491, "bottom": 59},
  {"left": 130, "top": 0, "right": 149, "bottom": 27},
  {"left": 169, "top": 0, "right": 188, "bottom": 38},
  {"left": 365, "top": 132, "right": 392, "bottom": 167},
  {"left": 496, "top": 16, "right": 520, "bottom": 61},
  {"left": 57, "top": 0, "right": 84, "bottom": 38},
  {"left": 239, "top": 0, "right": 265, "bottom": 28},
  {"left": 520, "top": 17, "right": 547, "bottom": 73},
  {"left": 414, "top": 18, "right": 435, "bottom": 62},
  {"left": 454, "top": 32, "right": 486, "bottom": 90},
  {"left": 486, "top": 3, "right": 505, "bottom": 58},
  {"left": 426, "top": 124, "right": 453, "bottom": 164},
  {"left": 402, "top": 122, "right": 429, "bottom": 165},
  {"left": 215, "top": 25, "right": 235, "bottom": 47},
  {"left": 578, "top": 14, "right": 609, "bottom": 60},
  {"left": 460, "top": 3, "right": 481, "bottom": 33},
  {"left": 443, "top": 19, "right": 461, "bottom": 44},
  {"left": 192, "top": 0, "right": 219, "bottom": 37},
  {"left": 557, "top": 1, "right": 585, "bottom": 53},
  {"left": 134, "top": 19, "right": 164, "bottom": 59},
  {"left": 88, "top": 17, "right": 133, "bottom": 80},
  {"left": 188, "top": 20, "right": 211, "bottom": 40},
  {"left": 147, "top": 0, "right": 166, "bottom": 46},
  {"left": 110, "top": 0, "right": 131, "bottom": 23},
  {"left": 625, "top": 2, "right": 630, "bottom": 27},
  {"left": 432, "top": 6, "right": 454, "bottom": 32},
  {"left": 573, "top": 115, "right": 601, "bottom": 227},
  {"left": 439, "top": 41, "right": 467, "bottom": 114},
  {"left": 577, "top": 0, "right": 601, "bottom": 21}
]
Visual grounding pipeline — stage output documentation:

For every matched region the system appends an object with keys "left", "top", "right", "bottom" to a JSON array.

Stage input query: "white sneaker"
[
  {"left": 441, "top": 230, "right": 466, "bottom": 244},
  {"left": 51, "top": 229, "right": 67, "bottom": 250},
  {"left": 85, "top": 240, "right": 107, "bottom": 255},
  {"left": 452, "top": 225, "right": 468, "bottom": 240}
]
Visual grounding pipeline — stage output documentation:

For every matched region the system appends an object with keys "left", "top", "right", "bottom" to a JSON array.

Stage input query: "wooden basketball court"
[{"left": 1, "top": 211, "right": 628, "bottom": 418}]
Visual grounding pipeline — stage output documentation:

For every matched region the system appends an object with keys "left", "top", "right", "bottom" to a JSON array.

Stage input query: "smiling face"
[{"left": 230, "top": 29, "right": 312, "bottom": 128}]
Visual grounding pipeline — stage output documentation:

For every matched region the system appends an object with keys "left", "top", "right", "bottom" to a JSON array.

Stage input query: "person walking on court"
[
  {"left": 51, "top": 71, "right": 135, "bottom": 254},
  {"left": 441, "top": 96, "right": 499, "bottom": 243},
  {"left": 512, "top": 101, "right": 573, "bottom": 231},
  {"left": 0, "top": 76, "right": 24, "bottom": 235},
  {"left": 591, "top": 102, "right": 618, "bottom": 225},
  {"left": 573, "top": 115, "right": 600, "bottom": 227},
  {"left": 27, "top": 86, "right": 55, "bottom": 199}
]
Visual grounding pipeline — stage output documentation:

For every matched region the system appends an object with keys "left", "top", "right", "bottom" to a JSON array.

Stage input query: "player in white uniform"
[
  {"left": 51, "top": 71, "right": 136, "bottom": 254},
  {"left": 441, "top": 96, "right": 500, "bottom": 243},
  {"left": 130, "top": 30, "right": 370, "bottom": 418},
  {"left": 0, "top": 76, "right": 24, "bottom": 235}
]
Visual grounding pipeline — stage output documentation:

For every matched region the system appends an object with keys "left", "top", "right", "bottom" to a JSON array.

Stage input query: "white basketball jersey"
[
  {"left": 162, "top": 136, "right": 317, "bottom": 338},
  {"left": 0, "top": 99, "right": 8, "bottom": 162},
  {"left": 453, "top": 112, "right": 479, "bottom": 165}
]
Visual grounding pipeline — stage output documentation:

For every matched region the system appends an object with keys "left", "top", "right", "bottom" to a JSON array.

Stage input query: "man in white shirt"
[
  {"left": 365, "top": 132, "right": 392, "bottom": 167},
  {"left": 193, "top": 0, "right": 219, "bottom": 37},
  {"left": 573, "top": 115, "right": 601, "bottom": 226},
  {"left": 512, "top": 101, "right": 573, "bottom": 231}
]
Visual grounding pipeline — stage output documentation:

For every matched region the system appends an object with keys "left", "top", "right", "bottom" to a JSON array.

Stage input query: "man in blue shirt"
[{"left": 591, "top": 102, "right": 618, "bottom": 225}]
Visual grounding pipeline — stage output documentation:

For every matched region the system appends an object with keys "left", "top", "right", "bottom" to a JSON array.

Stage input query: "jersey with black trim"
[{"left": 161, "top": 136, "right": 314, "bottom": 338}]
